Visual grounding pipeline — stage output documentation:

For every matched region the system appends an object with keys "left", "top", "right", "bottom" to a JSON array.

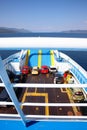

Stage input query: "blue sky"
[{"left": 0, "top": 0, "right": 87, "bottom": 32}]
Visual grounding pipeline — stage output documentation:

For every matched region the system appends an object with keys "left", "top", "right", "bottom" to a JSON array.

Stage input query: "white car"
[
  {"left": 31, "top": 66, "right": 39, "bottom": 75},
  {"left": 70, "top": 88, "right": 84, "bottom": 101},
  {"left": 49, "top": 66, "right": 57, "bottom": 73}
]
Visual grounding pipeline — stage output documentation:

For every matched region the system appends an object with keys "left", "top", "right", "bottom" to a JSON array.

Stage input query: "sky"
[{"left": 0, "top": 0, "right": 87, "bottom": 32}]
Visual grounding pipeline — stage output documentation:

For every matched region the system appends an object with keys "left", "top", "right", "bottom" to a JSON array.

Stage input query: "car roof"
[
  {"left": 41, "top": 65, "right": 48, "bottom": 68},
  {"left": 23, "top": 65, "right": 29, "bottom": 68},
  {"left": 50, "top": 66, "right": 56, "bottom": 68},
  {"left": 33, "top": 66, "right": 38, "bottom": 69}
]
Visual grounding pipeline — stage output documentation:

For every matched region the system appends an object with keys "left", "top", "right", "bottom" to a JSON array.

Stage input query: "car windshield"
[
  {"left": 75, "top": 91, "right": 83, "bottom": 96},
  {"left": 33, "top": 69, "right": 38, "bottom": 71},
  {"left": 54, "top": 73, "right": 62, "bottom": 77},
  {"left": 43, "top": 68, "right": 47, "bottom": 70},
  {"left": 23, "top": 68, "right": 27, "bottom": 70},
  {"left": 50, "top": 68, "right": 56, "bottom": 70}
]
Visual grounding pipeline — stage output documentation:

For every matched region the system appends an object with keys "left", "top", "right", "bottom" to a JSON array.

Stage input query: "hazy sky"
[{"left": 0, "top": 0, "right": 87, "bottom": 32}]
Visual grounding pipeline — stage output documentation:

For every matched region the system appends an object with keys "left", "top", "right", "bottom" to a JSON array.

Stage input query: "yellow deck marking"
[
  {"left": 26, "top": 92, "right": 47, "bottom": 96},
  {"left": 21, "top": 87, "right": 28, "bottom": 109},
  {"left": 46, "top": 73, "right": 49, "bottom": 78},
  {"left": 35, "top": 88, "right": 37, "bottom": 93},
  {"left": 60, "top": 88, "right": 67, "bottom": 93},
  {"left": 38, "top": 50, "right": 42, "bottom": 68},
  {"left": 50, "top": 50, "right": 55, "bottom": 66},
  {"left": 27, "top": 92, "right": 49, "bottom": 115},
  {"left": 45, "top": 93, "right": 49, "bottom": 115},
  {"left": 25, "top": 50, "right": 30, "bottom": 65},
  {"left": 22, "top": 92, "right": 49, "bottom": 115},
  {"left": 66, "top": 88, "right": 78, "bottom": 115}
]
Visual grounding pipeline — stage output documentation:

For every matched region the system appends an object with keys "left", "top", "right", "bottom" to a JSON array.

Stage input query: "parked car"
[
  {"left": 54, "top": 72, "right": 62, "bottom": 77},
  {"left": 54, "top": 73, "right": 64, "bottom": 84},
  {"left": 79, "top": 99, "right": 87, "bottom": 115},
  {"left": 31, "top": 66, "right": 39, "bottom": 75},
  {"left": 6, "top": 69, "right": 15, "bottom": 81},
  {"left": 49, "top": 66, "right": 57, "bottom": 73},
  {"left": 70, "top": 88, "right": 84, "bottom": 101},
  {"left": 67, "top": 76, "right": 74, "bottom": 84},
  {"left": 13, "top": 74, "right": 21, "bottom": 83},
  {"left": 21, "top": 65, "right": 30, "bottom": 75},
  {"left": 0, "top": 74, "right": 21, "bottom": 107},
  {"left": 40, "top": 65, "right": 49, "bottom": 74},
  {"left": 0, "top": 88, "right": 10, "bottom": 103}
]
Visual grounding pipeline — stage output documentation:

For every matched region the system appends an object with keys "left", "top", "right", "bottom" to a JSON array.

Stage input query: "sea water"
[{"left": 0, "top": 32, "right": 87, "bottom": 38}]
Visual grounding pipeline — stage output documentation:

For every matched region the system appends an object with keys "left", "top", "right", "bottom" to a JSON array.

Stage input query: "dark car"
[
  {"left": 0, "top": 72, "right": 21, "bottom": 106},
  {"left": 13, "top": 74, "right": 21, "bottom": 83},
  {"left": 6, "top": 69, "right": 15, "bottom": 81},
  {"left": 54, "top": 73, "right": 64, "bottom": 84},
  {"left": 79, "top": 99, "right": 87, "bottom": 115},
  {"left": 54, "top": 72, "right": 62, "bottom": 77},
  {"left": 0, "top": 88, "right": 10, "bottom": 102},
  {"left": 0, "top": 70, "right": 14, "bottom": 104}
]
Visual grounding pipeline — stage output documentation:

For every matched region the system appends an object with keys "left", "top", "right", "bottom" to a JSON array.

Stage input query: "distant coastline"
[
  {"left": 0, "top": 27, "right": 31, "bottom": 33},
  {"left": 0, "top": 27, "right": 87, "bottom": 38},
  {"left": 0, "top": 27, "right": 87, "bottom": 34},
  {"left": 61, "top": 30, "right": 87, "bottom": 34}
]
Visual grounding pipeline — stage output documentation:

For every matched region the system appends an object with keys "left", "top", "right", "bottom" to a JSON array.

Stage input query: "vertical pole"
[
  {"left": 50, "top": 50, "right": 55, "bottom": 66},
  {"left": 0, "top": 56, "right": 26, "bottom": 126},
  {"left": 38, "top": 50, "right": 42, "bottom": 68}
]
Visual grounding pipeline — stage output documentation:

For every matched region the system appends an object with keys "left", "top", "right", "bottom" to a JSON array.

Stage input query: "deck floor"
[{"left": 0, "top": 73, "right": 82, "bottom": 117}]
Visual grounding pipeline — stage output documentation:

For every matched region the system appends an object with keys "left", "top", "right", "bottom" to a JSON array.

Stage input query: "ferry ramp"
[
  {"left": 28, "top": 49, "right": 38, "bottom": 67},
  {"left": 41, "top": 49, "right": 55, "bottom": 66},
  {"left": 28, "top": 49, "right": 55, "bottom": 68}
]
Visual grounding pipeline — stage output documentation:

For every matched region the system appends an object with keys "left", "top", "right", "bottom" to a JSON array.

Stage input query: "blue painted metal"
[
  {"left": 70, "top": 66, "right": 87, "bottom": 84},
  {"left": 0, "top": 56, "right": 26, "bottom": 126},
  {"left": 41, "top": 49, "right": 51, "bottom": 66},
  {"left": 70, "top": 64, "right": 87, "bottom": 93},
  {"left": 0, "top": 120, "right": 87, "bottom": 130},
  {"left": 28, "top": 49, "right": 51, "bottom": 67},
  {"left": 28, "top": 49, "right": 38, "bottom": 67}
]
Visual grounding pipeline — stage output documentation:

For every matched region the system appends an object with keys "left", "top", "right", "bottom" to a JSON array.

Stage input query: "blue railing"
[
  {"left": 59, "top": 52, "right": 87, "bottom": 84},
  {"left": 70, "top": 65, "right": 87, "bottom": 84}
]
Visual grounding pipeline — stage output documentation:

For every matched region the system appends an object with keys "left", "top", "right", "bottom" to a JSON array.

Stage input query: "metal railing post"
[{"left": 0, "top": 56, "right": 26, "bottom": 126}]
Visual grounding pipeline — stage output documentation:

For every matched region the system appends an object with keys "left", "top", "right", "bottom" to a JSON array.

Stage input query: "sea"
[
  {"left": 0, "top": 32, "right": 87, "bottom": 38},
  {"left": 0, "top": 32, "right": 87, "bottom": 71}
]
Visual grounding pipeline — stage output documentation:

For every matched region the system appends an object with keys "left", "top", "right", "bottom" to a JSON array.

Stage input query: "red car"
[
  {"left": 21, "top": 65, "right": 30, "bottom": 75},
  {"left": 41, "top": 65, "right": 49, "bottom": 74}
]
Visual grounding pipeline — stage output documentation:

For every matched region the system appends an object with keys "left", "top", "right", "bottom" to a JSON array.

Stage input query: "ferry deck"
[
  {"left": 0, "top": 37, "right": 87, "bottom": 129},
  {"left": 0, "top": 49, "right": 84, "bottom": 117}
]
